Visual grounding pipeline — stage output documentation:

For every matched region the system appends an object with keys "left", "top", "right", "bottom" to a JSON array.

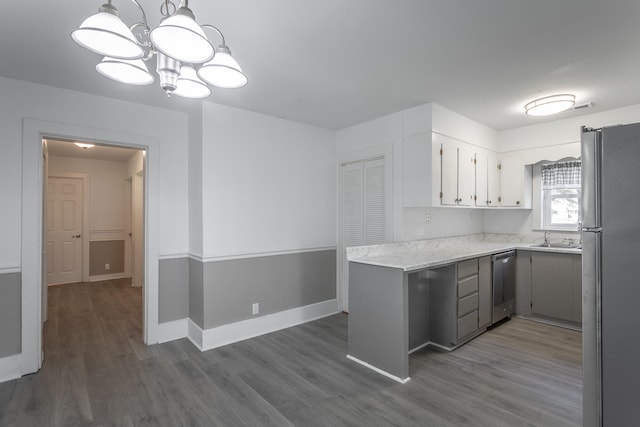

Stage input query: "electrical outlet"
[
  {"left": 252, "top": 303, "right": 259, "bottom": 315},
  {"left": 425, "top": 213, "right": 431, "bottom": 224},
  {"left": 105, "top": 263, "right": 110, "bottom": 271}
]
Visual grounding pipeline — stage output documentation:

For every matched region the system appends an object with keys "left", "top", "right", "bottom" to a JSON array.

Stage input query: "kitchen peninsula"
[{"left": 346, "top": 233, "right": 581, "bottom": 383}]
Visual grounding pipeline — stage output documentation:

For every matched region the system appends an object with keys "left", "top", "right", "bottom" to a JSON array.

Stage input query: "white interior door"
[
  {"left": 47, "top": 177, "right": 83, "bottom": 285},
  {"left": 340, "top": 157, "right": 385, "bottom": 312},
  {"left": 131, "top": 173, "right": 144, "bottom": 288}
]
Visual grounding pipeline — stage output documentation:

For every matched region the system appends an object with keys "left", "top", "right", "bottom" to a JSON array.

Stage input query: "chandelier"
[{"left": 71, "top": 0, "right": 247, "bottom": 99}]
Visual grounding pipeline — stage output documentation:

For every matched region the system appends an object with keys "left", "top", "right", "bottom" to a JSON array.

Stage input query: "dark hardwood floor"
[{"left": 0, "top": 279, "right": 582, "bottom": 426}]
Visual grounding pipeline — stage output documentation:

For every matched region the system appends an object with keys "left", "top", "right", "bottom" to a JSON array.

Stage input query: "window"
[{"left": 541, "top": 160, "right": 581, "bottom": 230}]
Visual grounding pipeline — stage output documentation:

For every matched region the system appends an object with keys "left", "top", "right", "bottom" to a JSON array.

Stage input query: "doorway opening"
[
  {"left": 43, "top": 137, "right": 146, "bottom": 317},
  {"left": 22, "top": 119, "right": 161, "bottom": 376}
]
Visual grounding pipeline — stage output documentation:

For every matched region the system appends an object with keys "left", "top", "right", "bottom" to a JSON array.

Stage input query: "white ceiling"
[{"left": 2, "top": 1, "right": 640, "bottom": 131}]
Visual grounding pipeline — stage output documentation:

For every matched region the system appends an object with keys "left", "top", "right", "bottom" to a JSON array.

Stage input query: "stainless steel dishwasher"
[{"left": 492, "top": 251, "right": 516, "bottom": 324}]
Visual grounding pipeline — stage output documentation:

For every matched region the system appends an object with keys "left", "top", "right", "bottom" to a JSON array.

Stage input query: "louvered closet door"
[
  {"left": 363, "top": 158, "right": 385, "bottom": 245},
  {"left": 341, "top": 157, "right": 385, "bottom": 312},
  {"left": 342, "top": 162, "right": 364, "bottom": 249}
]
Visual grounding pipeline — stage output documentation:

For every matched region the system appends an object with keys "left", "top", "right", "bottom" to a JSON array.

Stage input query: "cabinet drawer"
[
  {"left": 458, "top": 292, "right": 479, "bottom": 317},
  {"left": 458, "top": 310, "right": 478, "bottom": 339},
  {"left": 458, "top": 275, "right": 479, "bottom": 298},
  {"left": 458, "top": 258, "right": 478, "bottom": 278}
]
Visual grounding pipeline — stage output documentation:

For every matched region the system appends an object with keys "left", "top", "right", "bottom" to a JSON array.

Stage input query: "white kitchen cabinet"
[
  {"left": 458, "top": 145, "right": 475, "bottom": 207},
  {"left": 474, "top": 149, "right": 500, "bottom": 208},
  {"left": 437, "top": 134, "right": 475, "bottom": 207},
  {"left": 487, "top": 152, "right": 501, "bottom": 207},
  {"left": 475, "top": 150, "right": 488, "bottom": 207},
  {"left": 475, "top": 149, "right": 501, "bottom": 207},
  {"left": 499, "top": 153, "right": 532, "bottom": 208},
  {"left": 440, "top": 137, "right": 458, "bottom": 206}
]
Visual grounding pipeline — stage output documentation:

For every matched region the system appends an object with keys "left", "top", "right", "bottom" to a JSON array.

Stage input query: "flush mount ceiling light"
[
  {"left": 72, "top": 0, "right": 247, "bottom": 98},
  {"left": 74, "top": 142, "right": 96, "bottom": 149},
  {"left": 524, "top": 94, "right": 576, "bottom": 116}
]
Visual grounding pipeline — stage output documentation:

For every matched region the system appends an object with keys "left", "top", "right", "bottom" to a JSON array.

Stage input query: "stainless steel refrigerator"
[{"left": 581, "top": 123, "right": 640, "bottom": 427}]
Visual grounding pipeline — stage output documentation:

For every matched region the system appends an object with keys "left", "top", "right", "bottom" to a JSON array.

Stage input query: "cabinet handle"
[{"left": 516, "top": 201, "right": 520, "bottom": 205}]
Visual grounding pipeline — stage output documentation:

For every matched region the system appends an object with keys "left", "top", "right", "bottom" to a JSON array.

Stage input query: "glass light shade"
[
  {"left": 197, "top": 51, "right": 248, "bottom": 89},
  {"left": 71, "top": 4, "right": 143, "bottom": 59},
  {"left": 525, "top": 94, "right": 576, "bottom": 116},
  {"left": 149, "top": 7, "right": 214, "bottom": 64},
  {"left": 96, "top": 57, "right": 154, "bottom": 85},
  {"left": 173, "top": 66, "right": 211, "bottom": 98}
]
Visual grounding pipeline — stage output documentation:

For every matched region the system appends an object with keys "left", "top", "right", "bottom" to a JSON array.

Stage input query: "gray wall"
[
  {"left": 189, "top": 257, "right": 204, "bottom": 328},
  {"left": 0, "top": 272, "right": 21, "bottom": 358},
  {"left": 202, "top": 249, "right": 336, "bottom": 329},
  {"left": 158, "top": 258, "right": 189, "bottom": 323},
  {"left": 89, "top": 240, "right": 125, "bottom": 276}
]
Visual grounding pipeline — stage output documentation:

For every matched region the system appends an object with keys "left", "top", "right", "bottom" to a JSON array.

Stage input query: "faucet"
[
  {"left": 578, "top": 221, "right": 583, "bottom": 246},
  {"left": 543, "top": 230, "right": 551, "bottom": 247}
]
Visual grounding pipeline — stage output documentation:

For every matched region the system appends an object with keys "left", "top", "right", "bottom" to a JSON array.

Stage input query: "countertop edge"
[{"left": 348, "top": 244, "right": 581, "bottom": 272}]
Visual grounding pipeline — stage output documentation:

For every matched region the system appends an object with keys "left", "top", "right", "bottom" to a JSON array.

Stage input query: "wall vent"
[{"left": 572, "top": 102, "right": 593, "bottom": 111}]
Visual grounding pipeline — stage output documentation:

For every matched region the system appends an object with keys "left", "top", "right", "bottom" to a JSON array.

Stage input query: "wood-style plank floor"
[{"left": 0, "top": 279, "right": 582, "bottom": 426}]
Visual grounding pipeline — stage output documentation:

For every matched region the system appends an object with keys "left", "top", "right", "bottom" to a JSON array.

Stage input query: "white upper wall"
[
  {"left": 188, "top": 107, "right": 204, "bottom": 257},
  {"left": 0, "top": 76, "right": 189, "bottom": 268},
  {"left": 486, "top": 103, "right": 640, "bottom": 235},
  {"left": 336, "top": 111, "right": 403, "bottom": 155},
  {"left": 431, "top": 104, "right": 498, "bottom": 150},
  {"left": 201, "top": 102, "right": 337, "bottom": 257},
  {"left": 336, "top": 102, "right": 496, "bottom": 242},
  {"left": 497, "top": 104, "right": 640, "bottom": 152},
  {"left": 336, "top": 102, "right": 498, "bottom": 153}
]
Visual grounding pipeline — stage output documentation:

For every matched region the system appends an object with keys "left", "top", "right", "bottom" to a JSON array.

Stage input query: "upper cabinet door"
[
  {"left": 457, "top": 145, "right": 475, "bottom": 206},
  {"left": 487, "top": 152, "right": 501, "bottom": 207},
  {"left": 500, "top": 154, "right": 523, "bottom": 207},
  {"left": 475, "top": 150, "right": 488, "bottom": 207},
  {"left": 440, "top": 139, "right": 459, "bottom": 206}
]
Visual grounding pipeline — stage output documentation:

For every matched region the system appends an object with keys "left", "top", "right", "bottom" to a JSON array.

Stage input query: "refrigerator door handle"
[
  {"left": 582, "top": 227, "right": 603, "bottom": 233},
  {"left": 581, "top": 127, "right": 602, "bottom": 228}
]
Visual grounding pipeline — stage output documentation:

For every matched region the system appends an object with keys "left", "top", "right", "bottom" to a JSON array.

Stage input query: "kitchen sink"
[{"left": 533, "top": 242, "right": 582, "bottom": 249}]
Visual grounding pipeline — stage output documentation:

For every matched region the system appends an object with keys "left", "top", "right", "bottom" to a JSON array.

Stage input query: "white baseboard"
[
  {"left": 346, "top": 354, "right": 411, "bottom": 384},
  {"left": 89, "top": 272, "right": 128, "bottom": 282},
  {"left": 157, "top": 318, "right": 188, "bottom": 343},
  {"left": 0, "top": 355, "right": 21, "bottom": 384},
  {"left": 187, "top": 319, "right": 204, "bottom": 350},
  {"left": 187, "top": 299, "right": 340, "bottom": 352}
]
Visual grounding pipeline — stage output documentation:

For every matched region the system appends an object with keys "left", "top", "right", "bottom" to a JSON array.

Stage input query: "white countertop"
[{"left": 346, "top": 233, "right": 581, "bottom": 272}]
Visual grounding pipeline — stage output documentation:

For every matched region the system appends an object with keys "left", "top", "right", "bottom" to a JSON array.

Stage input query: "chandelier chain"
[{"left": 160, "top": 0, "right": 177, "bottom": 17}]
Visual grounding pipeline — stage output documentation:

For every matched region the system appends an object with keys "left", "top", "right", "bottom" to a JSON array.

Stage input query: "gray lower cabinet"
[
  {"left": 478, "top": 256, "right": 492, "bottom": 329},
  {"left": 530, "top": 252, "right": 582, "bottom": 325},
  {"left": 515, "top": 250, "right": 533, "bottom": 316},
  {"left": 431, "top": 256, "right": 492, "bottom": 349}
]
